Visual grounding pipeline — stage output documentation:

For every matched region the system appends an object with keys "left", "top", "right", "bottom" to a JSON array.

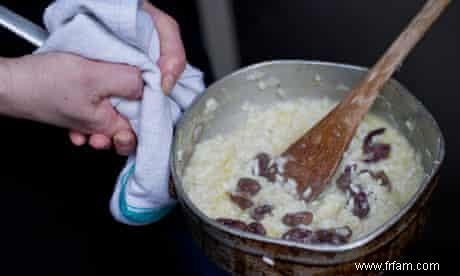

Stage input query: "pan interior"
[{"left": 172, "top": 60, "right": 445, "bottom": 252}]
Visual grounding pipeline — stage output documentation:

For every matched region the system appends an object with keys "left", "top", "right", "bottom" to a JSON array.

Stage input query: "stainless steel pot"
[
  {"left": 1, "top": 7, "right": 445, "bottom": 275},
  {"left": 171, "top": 61, "right": 445, "bottom": 275}
]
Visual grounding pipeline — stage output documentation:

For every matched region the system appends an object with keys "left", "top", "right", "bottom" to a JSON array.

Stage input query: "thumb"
[
  {"left": 93, "top": 62, "right": 144, "bottom": 100},
  {"left": 93, "top": 99, "right": 133, "bottom": 137},
  {"left": 143, "top": 1, "right": 186, "bottom": 95}
]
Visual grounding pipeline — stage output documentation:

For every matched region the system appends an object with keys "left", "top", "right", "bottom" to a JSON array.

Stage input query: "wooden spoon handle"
[{"left": 343, "top": 0, "right": 451, "bottom": 113}]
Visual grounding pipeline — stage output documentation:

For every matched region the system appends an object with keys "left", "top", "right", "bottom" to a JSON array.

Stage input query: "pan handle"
[{"left": 0, "top": 5, "right": 47, "bottom": 47}]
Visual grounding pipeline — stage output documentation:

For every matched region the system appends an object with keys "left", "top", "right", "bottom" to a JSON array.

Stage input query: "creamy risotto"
[{"left": 182, "top": 96, "right": 424, "bottom": 245}]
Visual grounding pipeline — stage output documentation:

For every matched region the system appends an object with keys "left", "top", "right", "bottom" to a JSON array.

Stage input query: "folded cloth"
[{"left": 36, "top": 0, "right": 205, "bottom": 225}]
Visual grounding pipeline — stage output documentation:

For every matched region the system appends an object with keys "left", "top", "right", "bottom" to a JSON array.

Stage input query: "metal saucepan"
[
  {"left": 171, "top": 60, "right": 444, "bottom": 275},
  {"left": 1, "top": 6, "right": 445, "bottom": 275}
]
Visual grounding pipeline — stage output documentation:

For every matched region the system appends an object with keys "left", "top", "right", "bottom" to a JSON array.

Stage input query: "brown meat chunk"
[
  {"left": 336, "top": 166, "right": 372, "bottom": 219},
  {"left": 215, "top": 218, "right": 248, "bottom": 231},
  {"left": 216, "top": 218, "right": 267, "bottom": 236},
  {"left": 237, "top": 178, "right": 261, "bottom": 196},
  {"left": 362, "top": 128, "right": 391, "bottom": 163},
  {"left": 282, "top": 211, "right": 313, "bottom": 227},
  {"left": 247, "top": 222, "right": 267, "bottom": 235},
  {"left": 254, "top": 152, "right": 278, "bottom": 182},
  {"left": 282, "top": 226, "right": 353, "bottom": 245},
  {"left": 312, "top": 226, "right": 353, "bottom": 245},
  {"left": 351, "top": 188, "right": 370, "bottom": 219},
  {"left": 336, "top": 164, "right": 356, "bottom": 192},
  {"left": 230, "top": 194, "right": 254, "bottom": 210},
  {"left": 251, "top": 205, "right": 274, "bottom": 221},
  {"left": 282, "top": 228, "right": 313, "bottom": 243},
  {"left": 255, "top": 152, "right": 271, "bottom": 173},
  {"left": 360, "top": 169, "right": 392, "bottom": 191}
]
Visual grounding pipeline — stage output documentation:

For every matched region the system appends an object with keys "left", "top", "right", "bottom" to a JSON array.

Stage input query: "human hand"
[
  {"left": 0, "top": 53, "right": 142, "bottom": 155},
  {"left": 143, "top": 0, "right": 187, "bottom": 93},
  {"left": 68, "top": 1, "right": 187, "bottom": 154}
]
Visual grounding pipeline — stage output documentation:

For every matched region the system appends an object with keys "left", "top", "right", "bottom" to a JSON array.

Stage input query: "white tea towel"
[{"left": 36, "top": 0, "right": 205, "bottom": 225}]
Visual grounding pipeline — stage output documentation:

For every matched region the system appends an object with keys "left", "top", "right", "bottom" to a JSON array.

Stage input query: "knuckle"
[
  {"left": 177, "top": 54, "right": 186, "bottom": 70},
  {"left": 89, "top": 93, "right": 101, "bottom": 105},
  {"left": 174, "top": 50, "right": 186, "bottom": 63},
  {"left": 75, "top": 60, "right": 98, "bottom": 91},
  {"left": 126, "top": 66, "right": 143, "bottom": 97},
  {"left": 168, "top": 56, "right": 186, "bottom": 75},
  {"left": 163, "top": 14, "right": 180, "bottom": 31},
  {"left": 91, "top": 106, "right": 114, "bottom": 134}
]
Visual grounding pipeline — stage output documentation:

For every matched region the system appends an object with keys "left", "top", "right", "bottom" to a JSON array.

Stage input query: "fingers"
[
  {"left": 86, "top": 131, "right": 136, "bottom": 155},
  {"left": 113, "top": 130, "right": 137, "bottom": 156},
  {"left": 69, "top": 130, "right": 135, "bottom": 156},
  {"left": 69, "top": 131, "right": 112, "bottom": 151},
  {"left": 89, "top": 134, "right": 112, "bottom": 150},
  {"left": 158, "top": 55, "right": 185, "bottom": 95},
  {"left": 76, "top": 96, "right": 137, "bottom": 155},
  {"left": 91, "top": 99, "right": 131, "bottom": 135},
  {"left": 73, "top": 60, "right": 141, "bottom": 155},
  {"left": 69, "top": 131, "right": 87, "bottom": 146},
  {"left": 143, "top": 1, "right": 186, "bottom": 95},
  {"left": 91, "top": 61, "right": 143, "bottom": 100}
]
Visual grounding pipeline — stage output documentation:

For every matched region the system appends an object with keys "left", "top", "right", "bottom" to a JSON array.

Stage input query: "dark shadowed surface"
[{"left": 1, "top": 0, "right": 458, "bottom": 275}]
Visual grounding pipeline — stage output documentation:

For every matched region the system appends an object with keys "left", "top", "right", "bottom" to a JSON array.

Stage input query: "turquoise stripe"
[{"left": 119, "top": 164, "right": 175, "bottom": 224}]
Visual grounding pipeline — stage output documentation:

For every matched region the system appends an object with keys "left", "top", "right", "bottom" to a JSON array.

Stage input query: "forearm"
[
  {"left": 0, "top": 57, "right": 35, "bottom": 120},
  {"left": 0, "top": 57, "right": 15, "bottom": 117}
]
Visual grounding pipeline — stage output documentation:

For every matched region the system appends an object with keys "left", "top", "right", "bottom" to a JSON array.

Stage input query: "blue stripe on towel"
[{"left": 119, "top": 164, "right": 175, "bottom": 224}]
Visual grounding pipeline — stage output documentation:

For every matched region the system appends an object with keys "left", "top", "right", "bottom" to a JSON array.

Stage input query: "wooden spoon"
[{"left": 281, "top": 0, "right": 451, "bottom": 201}]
